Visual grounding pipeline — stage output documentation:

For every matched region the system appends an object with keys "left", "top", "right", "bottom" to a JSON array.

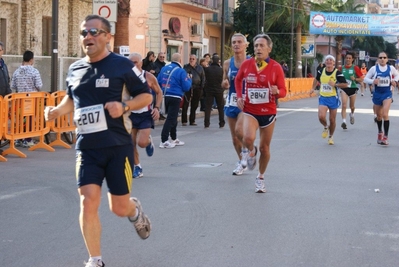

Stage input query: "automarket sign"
[{"left": 309, "top": 11, "right": 399, "bottom": 36}]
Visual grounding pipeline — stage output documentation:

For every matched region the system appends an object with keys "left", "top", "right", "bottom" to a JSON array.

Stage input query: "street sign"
[
  {"left": 359, "top": 51, "right": 365, "bottom": 60},
  {"left": 93, "top": 0, "right": 118, "bottom": 22},
  {"left": 301, "top": 35, "right": 315, "bottom": 58},
  {"left": 365, "top": 55, "right": 370, "bottom": 62},
  {"left": 119, "top": 46, "right": 130, "bottom": 57}
]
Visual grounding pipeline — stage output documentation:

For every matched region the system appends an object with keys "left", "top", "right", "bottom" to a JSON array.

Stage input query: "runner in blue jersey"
[
  {"left": 222, "top": 33, "right": 250, "bottom": 176},
  {"left": 44, "top": 15, "right": 152, "bottom": 267},
  {"left": 364, "top": 51, "right": 399, "bottom": 145}
]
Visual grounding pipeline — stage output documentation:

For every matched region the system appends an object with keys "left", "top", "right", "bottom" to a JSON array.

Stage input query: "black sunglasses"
[
  {"left": 80, "top": 28, "right": 107, "bottom": 38},
  {"left": 379, "top": 57, "right": 387, "bottom": 59}
]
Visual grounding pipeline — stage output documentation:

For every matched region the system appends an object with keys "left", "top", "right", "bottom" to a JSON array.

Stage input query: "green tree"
[
  {"left": 312, "top": 0, "right": 364, "bottom": 66},
  {"left": 232, "top": 0, "right": 292, "bottom": 67},
  {"left": 262, "top": 0, "right": 310, "bottom": 77}
]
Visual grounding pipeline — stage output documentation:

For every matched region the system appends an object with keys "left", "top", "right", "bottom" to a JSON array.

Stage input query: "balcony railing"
[{"left": 163, "top": 0, "right": 218, "bottom": 13}]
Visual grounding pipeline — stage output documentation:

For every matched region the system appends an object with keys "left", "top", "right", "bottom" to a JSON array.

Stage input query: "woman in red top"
[{"left": 235, "top": 33, "right": 287, "bottom": 193}]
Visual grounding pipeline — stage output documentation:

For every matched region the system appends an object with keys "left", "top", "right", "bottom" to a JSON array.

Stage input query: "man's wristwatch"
[
  {"left": 154, "top": 106, "right": 160, "bottom": 111},
  {"left": 121, "top": 102, "right": 130, "bottom": 113}
]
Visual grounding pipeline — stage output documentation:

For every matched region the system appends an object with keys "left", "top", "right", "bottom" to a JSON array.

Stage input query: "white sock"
[
  {"left": 88, "top": 256, "right": 102, "bottom": 263},
  {"left": 129, "top": 208, "right": 139, "bottom": 222},
  {"left": 258, "top": 173, "right": 264, "bottom": 179},
  {"left": 135, "top": 164, "right": 142, "bottom": 168},
  {"left": 343, "top": 119, "right": 346, "bottom": 123}
]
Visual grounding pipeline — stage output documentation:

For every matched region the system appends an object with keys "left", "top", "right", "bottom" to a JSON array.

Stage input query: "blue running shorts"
[
  {"left": 129, "top": 110, "right": 154, "bottom": 129},
  {"left": 224, "top": 106, "right": 242, "bottom": 119},
  {"left": 372, "top": 91, "right": 392, "bottom": 106},
  {"left": 319, "top": 95, "right": 340, "bottom": 109}
]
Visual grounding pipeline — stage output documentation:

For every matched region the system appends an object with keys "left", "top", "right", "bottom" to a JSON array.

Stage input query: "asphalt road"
[{"left": 1, "top": 92, "right": 398, "bottom": 267}]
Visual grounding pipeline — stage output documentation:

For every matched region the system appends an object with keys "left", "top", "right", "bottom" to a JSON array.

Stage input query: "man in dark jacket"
[
  {"left": 204, "top": 55, "right": 225, "bottom": 128},
  {"left": 153, "top": 52, "right": 166, "bottom": 77},
  {"left": 0, "top": 42, "right": 11, "bottom": 97},
  {"left": 182, "top": 54, "right": 205, "bottom": 126}
]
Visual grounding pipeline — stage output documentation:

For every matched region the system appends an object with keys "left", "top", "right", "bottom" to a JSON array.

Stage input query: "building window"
[
  {"left": 167, "top": 46, "right": 179, "bottom": 61},
  {"left": 190, "top": 48, "right": 200, "bottom": 58},
  {"left": 42, "top": 17, "right": 52, "bottom": 56},
  {"left": 0, "top": 19, "right": 6, "bottom": 50}
]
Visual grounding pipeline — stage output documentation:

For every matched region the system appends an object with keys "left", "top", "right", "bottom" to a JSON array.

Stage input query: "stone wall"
[{"left": 0, "top": 0, "right": 91, "bottom": 57}]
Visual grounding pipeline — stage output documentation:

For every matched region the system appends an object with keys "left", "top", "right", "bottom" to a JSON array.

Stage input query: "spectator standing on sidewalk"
[
  {"left": 128, "top": 52, "right": 162, "bottom": 178},
  {"left": 44, "top": 15, "right": 152, "bottom": 267},
  {"left": 204, "top": 55, "right": 225, "bottom": 128},
  {"left": 182, "top": 54, "right": 205, "bottom": 126},
  {"left": 157, "top": 53, "right": 192, "bottom": 148},
  {"left": 11, "top": 50, "right": 43, "bottom": 148},
  {"left": 142, "top": 51, "right": 157, "bottom": 75},
  {"left": 0, "top": 42, "right": 11, "bottom": 97},
  {"left": 154, "top": 52, "right": 166, "bottom": 77}
]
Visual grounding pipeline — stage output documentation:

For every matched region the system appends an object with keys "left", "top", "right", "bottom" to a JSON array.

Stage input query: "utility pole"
[
  {"left": 51, "top": 0, "right": 58, "bottom": 92},
  {"left": 221, "top": 0, "right": 225, "bottom": 62},
  {"left": 289, "top": 0, "right": 294, "bottom": 78}
]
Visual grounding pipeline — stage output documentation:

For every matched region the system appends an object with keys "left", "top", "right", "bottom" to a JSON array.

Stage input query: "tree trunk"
[{"left": 113, "top": 0, "right": 130, "bottom": 53}]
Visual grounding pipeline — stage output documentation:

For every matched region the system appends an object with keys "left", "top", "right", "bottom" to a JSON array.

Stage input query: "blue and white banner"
[{"left": 309, "top": 11, "right": 399, "bottom": 36}]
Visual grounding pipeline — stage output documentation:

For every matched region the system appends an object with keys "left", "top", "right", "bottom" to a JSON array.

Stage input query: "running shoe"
[
  {"left": 247, "top": 146, "right": 257, "bottom": 171},
  {"left": 255, "top": 177, "right": 266, "bottom": 193},
  {"left": 232, "top": 161, "right": 244, "bottom": 176},
  {"left": 172, "top": 139, "right": 185, "bottom": 146},
  {"left": 145, "top": 135, "right": 154, "bottom": 157},
  {"left": 84, "top": 259, "right": 105, "bottom": 267},
  {"left": 341, "top": 122, "right": 347, "bottom": 129},
  {"left": 159, "top": 140, "right": 176, "bottom": 149},
  {"left": 377, "top": 132, "right": 384, "bottom": 144},
  {"left": 350, "top": 115, "right": 355, "bottom": 125},
  {"left": 129, "top": 197, "right": 151, "bottom": 239},
  {"left": 14, "top": 140, "right": 22, "bottom": 147},
  {"left": 240, "top": 148, "right": 249, "bottom": 168},
  {"left": 22, "top": 140, "right": 36, "bottom": 148},
  {"left": 380, "top": 136, "right": 389, "bottom": 145},
  {"left": 321, "top": 128, "right": 328, "bottom": 139},
  {"left": 328, "top": 137, "right": 334, "bottom": 145},
  {"left": 133, "top": 166, "right": 143, "bottom": 179}
]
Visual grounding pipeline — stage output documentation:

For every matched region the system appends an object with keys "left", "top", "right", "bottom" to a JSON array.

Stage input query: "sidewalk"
[{"left": 154, "top": 107, "right": 219, "bottom": 127}]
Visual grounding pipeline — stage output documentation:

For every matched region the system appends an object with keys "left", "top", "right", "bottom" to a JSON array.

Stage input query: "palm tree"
[
  {"left": 312, "top": 0, "right": 364, "bottom": 66},
  {"left": 263, "top": 0, "right": 311, "bottom": 77},
  {"left": 113, "top": 0, "right": 131, "bottom": 53}
]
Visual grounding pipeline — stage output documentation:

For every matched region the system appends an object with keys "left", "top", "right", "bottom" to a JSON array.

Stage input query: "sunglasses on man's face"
[{"left": 80, "top": 28, "right": 107, "bottom": 38}]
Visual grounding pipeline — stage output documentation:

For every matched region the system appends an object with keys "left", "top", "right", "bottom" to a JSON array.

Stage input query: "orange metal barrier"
[
  {"left": 47, "top": 91, "right": 75, "bottom": 149},
  {"left": 279, "top": 78, "right": 315, "bottom": 102},
  {"left": 0, "top": 96, "right": 6, "bottom": 162},
  {"left": 2, "top": 92, "right": 55, "bottom": 158}
]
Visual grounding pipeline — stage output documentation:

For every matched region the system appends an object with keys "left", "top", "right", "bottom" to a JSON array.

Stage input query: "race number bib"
[
  {"left": 229, "top": 93, "right": 245, "bottom": 107},
  {"left": 377, "top": 77, "right": 390, "bottom": 87},
  {"left": 248, "top": 88, "right": 269, "bottom": 104},
  {"left": 74, "top": 104, "right": 108, "bottom": 134},
  {"left": 320, "top": 83, "right": 333, "bottom": 93}
]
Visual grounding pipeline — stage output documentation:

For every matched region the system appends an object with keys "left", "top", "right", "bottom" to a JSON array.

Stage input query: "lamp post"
[
  {"left": 289, "top": 0, "right": 294, "bottom": 78},
  {"left": 221, "top": 0, "right": 225, "bottom": 62},
  {"left": 51, "top": 0, "right": 58, "bottom": 92}
]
